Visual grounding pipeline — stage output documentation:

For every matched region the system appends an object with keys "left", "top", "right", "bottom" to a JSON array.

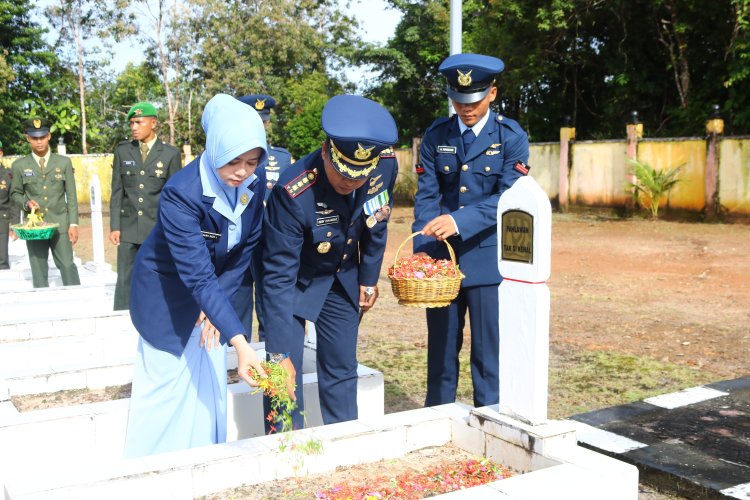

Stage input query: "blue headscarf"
[{"left": 199, "top": 93, "right": 267, "bottom": 222}]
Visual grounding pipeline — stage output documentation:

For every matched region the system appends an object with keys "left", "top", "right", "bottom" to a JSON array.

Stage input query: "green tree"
[
  {"left": 0, "top": 0, "right": 58, "bottom": 155},
  {"left": 45, "top": 0, "right": 136, "bottom": 153},
  {"left": 362, "top": 0, "right": 450, "bottom": 143}
]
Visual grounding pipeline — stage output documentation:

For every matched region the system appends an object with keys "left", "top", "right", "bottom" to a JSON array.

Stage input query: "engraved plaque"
[{"left": 502, "top": 209, "right": 533, "bottom": 263}]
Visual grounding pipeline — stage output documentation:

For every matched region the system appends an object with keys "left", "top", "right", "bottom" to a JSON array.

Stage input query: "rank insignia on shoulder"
[
  {"left": 514, "top": 161, "right": 530, "bottom": 175},
  {"left": 285, "top": 170, "right": 317, "bottom": 198},
  {"left": 415, "top": 164, "right": 425, "bottom": 175},
  {"left": 379, "top": 147, "right": 396, "bottom": 158}
]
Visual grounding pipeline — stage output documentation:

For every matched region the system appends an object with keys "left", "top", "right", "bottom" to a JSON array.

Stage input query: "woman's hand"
[
  {"left": 197, "top": 311, "right": 221, "bottom": 351},
  {"left": 230, "top": 334, "right": 266, "bottom": 387}
]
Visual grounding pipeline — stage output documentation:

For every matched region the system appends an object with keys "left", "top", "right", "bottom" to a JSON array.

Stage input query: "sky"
[{"left": 34, "top": 0, "right": 402, "bottom": 90}]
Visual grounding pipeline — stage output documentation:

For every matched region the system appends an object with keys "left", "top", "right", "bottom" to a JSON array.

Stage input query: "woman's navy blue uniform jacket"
[{"left": 129, "top": 156, "right": 265, "bottom": 357}]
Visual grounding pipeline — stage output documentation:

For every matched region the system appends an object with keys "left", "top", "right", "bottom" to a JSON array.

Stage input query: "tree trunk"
[{"left": 74, "top": 16, "right": 88, "bottom": 154}]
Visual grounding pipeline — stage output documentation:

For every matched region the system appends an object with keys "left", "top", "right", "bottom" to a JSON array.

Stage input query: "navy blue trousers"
[
  {"left": 425, "top": 284, "right": 499, "bottom": 408},
  {"left": 265, "top": 280, "right": 359, "bottom": 431}
]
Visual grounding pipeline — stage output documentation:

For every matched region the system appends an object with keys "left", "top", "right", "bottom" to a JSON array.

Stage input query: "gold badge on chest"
[
  {"left": 240, "top": 193, "right": 249, "bottom": 205},
  {"left": 317, "top": 241, "right": 331, "bottom": 254}
]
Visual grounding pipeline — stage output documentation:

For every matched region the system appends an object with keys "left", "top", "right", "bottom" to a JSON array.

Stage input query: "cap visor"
[
  {"left": 447, "top": 86, "right": 491, "bottom": 104},
  {"left": 27, "top": 129, "right": 50, "bottom": 138}
]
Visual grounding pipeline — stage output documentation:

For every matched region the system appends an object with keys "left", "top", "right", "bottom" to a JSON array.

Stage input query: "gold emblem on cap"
[
  {"left": 135, "top": 109, "right": 143, "bottom": 115},
  {"left": 354, "top": 143, "right": 375, "bottom": 160},
  {"left": 33, "top": 119, "right": 42, "bottom": 129},
  {"left": 240, "top": 193, "right": 249, "bottom": 205},
  {"left": 317, "top": 241, "right": 331, "bottom": 254},
  {"left": 329, "top": 140, "right": 380, "bottom": 179},
  {"left": 255, "top": 98, "right": 266, "bottom": 111},
  {"left": 457, "top": 69, "right": 473, "bottom": 87}
]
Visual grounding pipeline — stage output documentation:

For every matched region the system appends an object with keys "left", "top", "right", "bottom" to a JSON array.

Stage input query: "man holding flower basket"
[{"left": 412, "top": 54, "right": 530, "bottom": 408}]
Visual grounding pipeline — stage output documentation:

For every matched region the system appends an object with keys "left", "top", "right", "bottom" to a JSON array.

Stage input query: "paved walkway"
[{"left": 571, "top": 377, "right": 750, "bottom": 499}]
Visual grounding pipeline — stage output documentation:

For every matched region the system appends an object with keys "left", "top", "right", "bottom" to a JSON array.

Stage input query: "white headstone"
[
  {"left": 497, "top": 175, "right": 552, "bottom": 425},
  {"left": 84, "top": 174, "right": 111, "bottom": 272}
]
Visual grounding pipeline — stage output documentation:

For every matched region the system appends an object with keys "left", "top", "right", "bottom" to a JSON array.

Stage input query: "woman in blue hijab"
[{"left": 123, "top": 94, "right": 280, "bottom": 458}]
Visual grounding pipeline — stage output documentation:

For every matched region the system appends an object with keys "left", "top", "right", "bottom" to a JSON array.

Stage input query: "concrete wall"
[
  {"left": 718, "top": 137, "right": 750, "bottom": 214},
  {"left": 529, "top": 142, "right": 560, "bottom": 200},
  {"left": 637, "top": 139, "right": 707, "bottom": 211},
  {"left": 569, "top": 140, "right": 629, "bottom": 207}
]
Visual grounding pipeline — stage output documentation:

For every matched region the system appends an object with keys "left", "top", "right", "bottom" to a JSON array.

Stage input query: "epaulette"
[
  {"left": 379, "top": 147, "right": 396, "bottom": 158},
  {"left": 496, "top": 114, "right": 527, "bottom": 136},
  {"left": 285, "top": 169, "right": 317, "bottom": 198}
]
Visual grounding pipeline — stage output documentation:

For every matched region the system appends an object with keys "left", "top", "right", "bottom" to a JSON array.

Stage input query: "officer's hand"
[
  {"left": 231, "top": 334, "right": 266, "bottom": 388},
  {"left": 68, "top": 225, "right": 79, "bottom": 245},
  {"left": 109, "top": 230, "right": 121, "bottom": 245},
  {"left": 280, "top": 357, "right": 297, "bottom": 401},
  {"left": 197, "top": 311, "right": 221, "bottom": 351},
  {"left": 9, "top": 229, "right": 17, "bottom": 241},
  {"left": 26, "top": 200, "right": 40, "bottom": 211},
  {"left": 421, "top": 215, "right": 457, "bottom": 241},
  {"left": 359, "top": 284, "right": 378, "bottom": 312}
]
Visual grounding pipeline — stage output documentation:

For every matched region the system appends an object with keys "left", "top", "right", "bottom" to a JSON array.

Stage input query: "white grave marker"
[
  {"left": 84, "top": 174, "right": 111, "bottom": 272},
  {"left": 497, "top": 175, "right": 552, "bottom": 425}
]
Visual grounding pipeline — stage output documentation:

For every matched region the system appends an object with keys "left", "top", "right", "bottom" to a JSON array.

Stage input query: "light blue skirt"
[{"left": 123, "top": 326, "right": 227, "bottom": 458}]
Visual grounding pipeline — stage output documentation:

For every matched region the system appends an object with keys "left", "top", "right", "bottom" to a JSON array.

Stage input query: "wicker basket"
[
  {"left": 11, "top": 223, "right": 59, "bottom": 241},
  {"left": 389, "top": 231, "right": 464, "bottom": 308}
]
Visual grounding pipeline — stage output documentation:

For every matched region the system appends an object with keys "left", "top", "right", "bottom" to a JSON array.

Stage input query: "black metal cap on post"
[
  {"left": 563, "top": 115, "right": 573, "bottom": 127},
  {"left": 711, "top": 104, "right": 721, "bottom": 119},
  {"left": 630, "top": 110, "right": 639, "bottom": 124}
]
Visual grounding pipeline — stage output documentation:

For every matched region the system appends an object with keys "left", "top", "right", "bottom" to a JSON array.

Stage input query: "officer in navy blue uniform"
[
  {"left": 236, "top": 94, "right": 294, "bottom": 340},
  {"left": 413, "top": 53, "right": 530, "bottom": 408},
  {"left": 262, "top": 94, "right": 398, "bottom": 429}
]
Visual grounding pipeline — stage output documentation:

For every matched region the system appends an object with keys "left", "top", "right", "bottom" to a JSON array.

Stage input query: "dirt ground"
[{"left": 45, "top": 206, "right": 750, "bottom": 499}]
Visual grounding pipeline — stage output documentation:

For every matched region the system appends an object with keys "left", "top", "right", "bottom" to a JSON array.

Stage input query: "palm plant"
[{"left": 628, "top": 160, "right": 683, "bottom": 218}]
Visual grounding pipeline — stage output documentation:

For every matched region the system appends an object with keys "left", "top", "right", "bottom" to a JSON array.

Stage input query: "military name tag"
[
  {"left": 23, "top": 170, "right": 34, "bottom": 177},
  {"left": 122, "top": 160, "right": 135, "bottom": 166},
  {"left": 201, "top": 231, "right": 221, "bottom": 241},
  {"left": 437, "top": 146, "right": 457, "bottom": 154},
  {"left": 316, "top": 215, "right": 339, "bottom": 226}
]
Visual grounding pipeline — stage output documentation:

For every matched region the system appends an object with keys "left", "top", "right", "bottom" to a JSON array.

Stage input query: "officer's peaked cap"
[
  {"left": 237, "top": 94, "right": 276, "bottom": 121},
  {"left": 439, "top": 53, "right": 505, "bottom": 104},
  {"left": 322, "top": 95, "right": 398, "bottom": 180}
]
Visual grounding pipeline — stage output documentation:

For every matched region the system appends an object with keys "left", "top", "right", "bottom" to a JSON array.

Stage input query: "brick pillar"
[
  {"left": 705, "top": 105, "right": 724, "bottom": 219},
  {"left": 625, "top": 111, "right": 643, "bottom": 210},
  {"left": 558, "top": 117, "right": 576, "bottom": 212}
]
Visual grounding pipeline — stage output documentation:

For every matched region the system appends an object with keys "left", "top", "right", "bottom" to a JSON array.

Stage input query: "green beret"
[{"left": 127, "top": 102, "right": 158, "bottom": 120}]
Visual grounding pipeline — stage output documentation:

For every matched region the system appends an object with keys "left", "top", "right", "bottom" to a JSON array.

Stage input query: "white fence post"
[{"left": 497, "top": 176, "right": 552, "bottom": 425}]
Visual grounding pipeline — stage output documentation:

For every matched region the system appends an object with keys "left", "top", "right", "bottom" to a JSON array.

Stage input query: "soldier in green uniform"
[
  {"left": 1, "top": 141, "right": 20, "bottom": 270},
  {"left": 10, "top": 118, "right": 81, "bottom": 287},
  {"left": 109, "top": 102, "right": 182, "bottom": 310}
]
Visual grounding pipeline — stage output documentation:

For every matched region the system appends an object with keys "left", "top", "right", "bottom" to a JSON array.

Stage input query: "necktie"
[
  {"left": 140, "top": 143, "right": 149, "bottom": 162},
  {"left": 39, "top": 157, "right": 46, "bottom": 174},
  {"left": 462, "top": 128, "right": 476, "bottom": 153}
]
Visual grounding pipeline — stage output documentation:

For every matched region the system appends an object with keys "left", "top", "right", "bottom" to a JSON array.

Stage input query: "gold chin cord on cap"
[{"left": 329, "top": 140, "right": 380, "bottom": 179}]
